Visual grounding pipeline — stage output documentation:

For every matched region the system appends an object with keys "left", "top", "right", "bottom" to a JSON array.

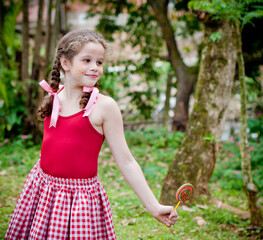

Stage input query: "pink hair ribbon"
[
  {"left": 82, "top": 87, "right": 99, "bottom": 117},
  {"left": 39, "top": 80, "right": 62, "bottom": 128}
]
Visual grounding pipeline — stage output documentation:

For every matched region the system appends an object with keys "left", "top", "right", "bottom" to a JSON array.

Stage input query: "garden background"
[{"left": 1, "top": 0, "right": 263, "bottom": 239}]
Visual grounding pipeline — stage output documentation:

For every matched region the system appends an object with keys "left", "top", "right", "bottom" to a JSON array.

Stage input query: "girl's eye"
[
  {"left": 97, "top": 61, "right": 103, "bottom": 65},
  {"left": 84, "top": 59, "right": 90, "bottom": 62}
]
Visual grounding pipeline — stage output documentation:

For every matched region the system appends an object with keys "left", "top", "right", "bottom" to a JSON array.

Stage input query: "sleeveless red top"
[{"left": 40, "top": 87, "right": 104, "bottom": 179}]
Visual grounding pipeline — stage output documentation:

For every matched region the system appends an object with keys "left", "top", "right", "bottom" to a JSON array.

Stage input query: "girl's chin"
[{"left": 82, "top": 81, "right": 98, "bottom": 87}]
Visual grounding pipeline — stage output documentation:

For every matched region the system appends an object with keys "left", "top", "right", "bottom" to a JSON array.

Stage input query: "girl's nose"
[{"left": 90, "top": 62, "right": 98, "bottom": 71}]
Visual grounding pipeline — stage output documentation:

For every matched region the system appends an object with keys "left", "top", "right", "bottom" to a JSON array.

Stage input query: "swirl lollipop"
[
  {"left": 176, "top": 183, "right": 194, "bottom": 205},
  {"left": 164, "top": 183, "right": 194, "bottom": 227}
]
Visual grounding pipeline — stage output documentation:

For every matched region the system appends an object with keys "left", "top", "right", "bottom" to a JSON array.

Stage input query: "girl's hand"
[{"left": 150, "top": 204, "right": 179, "bottom": 227}]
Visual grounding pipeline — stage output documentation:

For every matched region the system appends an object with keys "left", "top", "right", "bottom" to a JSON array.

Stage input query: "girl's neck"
[
  {"left": 63, "top": 84, "right": 82, "bottom": 100},
  {"left": 58, "top": 80, "right": 82, "bottom": 108},
  {"left": 59, "top": 84, "right": 83, "bottom": 115}
]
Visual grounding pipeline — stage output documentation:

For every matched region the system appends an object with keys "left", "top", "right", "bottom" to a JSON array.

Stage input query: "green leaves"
[
  {"left": 188, "top": 0, "right": 263, "bottom": 27},
  {"left": 203, "top": 134, "right": 221, "bottom": 143},
  {"left": 0, "top": 80, "right": 9, "bottom": 108},
  {"left": 0, "top": 67, "right": 26, "bottom": 140},
  {"left": 209, "top": 32, "right": 222, "bottom": 42},
  {"left": 242, "top": 9, "right": 263, "bottom": 26}
]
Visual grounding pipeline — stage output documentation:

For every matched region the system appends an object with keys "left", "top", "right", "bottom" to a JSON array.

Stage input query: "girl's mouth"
[{"left": 85, "top": 74, "right": 98, "bottom": 78}]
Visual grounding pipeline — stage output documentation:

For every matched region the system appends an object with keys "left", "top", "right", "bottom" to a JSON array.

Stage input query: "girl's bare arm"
[{"left": 101, "top": 96, "right": 178, "bottom": 227}]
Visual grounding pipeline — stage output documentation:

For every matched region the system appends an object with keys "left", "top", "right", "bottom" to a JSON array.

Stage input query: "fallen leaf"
[
  {"left": 156, "top": 161, "right": 168, "bottom": 168},
  {"left": 193, "top": 216, "right": 207, "bottom": 227},
  {"left": 119, "top": 218, "right": 136, "bottom": 226},
  {"left": 118, "top": 192, "right": 130, "bottom": 197},
  {"left": 195, "top": 204, "right": 208, "bottom": 209}
]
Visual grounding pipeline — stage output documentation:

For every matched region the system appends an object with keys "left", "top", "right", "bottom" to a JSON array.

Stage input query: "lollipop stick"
[
  {"left": 164, "top": 201, "right": 181, "bottom": 228},
  {"left": 174, "top": 201, "right": 181, "bottom": 210}
]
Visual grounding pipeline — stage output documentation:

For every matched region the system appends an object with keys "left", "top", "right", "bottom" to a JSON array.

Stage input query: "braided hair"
[{"left": 37, "top": 30, "right": 108, "bottom": 120}]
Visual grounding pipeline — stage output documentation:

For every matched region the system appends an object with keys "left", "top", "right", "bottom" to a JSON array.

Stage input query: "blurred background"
[
  {"left": 1, "top": 0, "right": 263, "bottom": 239},
  {"left": 0, "top": 0, "right": 263, "bottom": 141}
]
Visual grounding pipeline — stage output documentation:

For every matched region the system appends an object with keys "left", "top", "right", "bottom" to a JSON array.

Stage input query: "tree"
[
  {"left": 236, "top": 18, "right": 263, "bottom": 228},
  {"left": 50, "top": 0, "right": 62, "bottom": 61},
  {"left": 161, "top": 0, "right": 263, "bottom": 226},
  {"left": 148, "top": 0, "right": 197, "bottom": 131},
  {"left": 0, "top": 1, "right": 9, "bottom": 68},
  {"left": 31, "top": 0, "right": 44, "bottom": 81},
  {"left": 160, "top": 16, "right": 237, "bottom": 202},
  {"left": 24, "top": 0, "right": 45, "bottom": 141},
  {"left": 21, "top": 0, "right": 29, "bottom": 82},
  {"left": 45, "top": 0, "right": 53, "bottom": 69},
  {"left": 23, "top": 0, "right": 65, "bottom": 141},
  {"left": 26, "top": 0, "right": 44, "bottom": 136}
]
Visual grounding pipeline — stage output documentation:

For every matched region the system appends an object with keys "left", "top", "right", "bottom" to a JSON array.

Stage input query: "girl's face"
[{"left": 62, "top": 42, "right": 105, "bottom": 88}]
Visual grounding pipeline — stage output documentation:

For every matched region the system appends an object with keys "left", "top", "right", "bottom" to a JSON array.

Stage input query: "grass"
[{"left": 0, "top": 129, "right": 262, "bottom": 239}]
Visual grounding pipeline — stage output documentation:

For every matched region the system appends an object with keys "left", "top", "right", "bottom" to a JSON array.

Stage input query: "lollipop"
[
  {"left": 164, "top": 183, "right": 194, "bottom": 227},
  {"left": 175, "top": 183, "right": 194, "bottom": 206}
]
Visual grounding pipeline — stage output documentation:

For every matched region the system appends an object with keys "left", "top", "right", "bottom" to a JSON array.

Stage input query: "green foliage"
[
  {"left": 243, "top": 76, "right": 262, "bottom": 104},
  {"left": 0, "top": 67, "right": 27, "bottom": 140},
  {"left": 205, "top": 206, "right": 241, "bottom": 225},
  {"left": 0, "top": 135, "right": 39, "bottom": 172},
  {"left": 188, "top": 0, "right": 263, "bottom": 27},
  {"left": 247, "top": 115, "right": 263, "bottom": 138},
  {"left": 203, "top": 134, "right": 221, "bottom": 143},
  {"left": 99, "top": 67, "right": 122, "bottom": 100},
  {"left": 209, "top": 32, "right": 222, "bottom": 42},
  {"left": 125, "top": 127, "right": 185, "bottom": 149},
  {"left": 0, "top": 2, "right": 25, "bottom": 140},
  {"left": 212, "top": 115, "right": 263, "bottom": 194},
  {"left": 95, "top": 16, "right": 122, "bottom": 42},
  {"left": 0, "top": 1, "right": 21, "bottom": 66}
]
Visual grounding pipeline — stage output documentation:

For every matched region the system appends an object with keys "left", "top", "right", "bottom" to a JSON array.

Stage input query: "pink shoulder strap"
[{"left": 82, "top": 87, "right": 99, "bottom": 117}]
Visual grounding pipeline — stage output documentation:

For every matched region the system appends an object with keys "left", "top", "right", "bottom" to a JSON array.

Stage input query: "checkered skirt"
[{"left": 5, "top": 162, "right": 116, "bottom": 240}]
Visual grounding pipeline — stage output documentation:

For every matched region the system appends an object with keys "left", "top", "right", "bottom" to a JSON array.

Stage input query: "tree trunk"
[
  {"left": 0, "top": 1, "right": 9, "bottom": 68},
  {"left": 148, "top": 0, "right": 197, "bottom": 132},
  {"left": 32, "top": 0, "right": 44, "bottom": 81},
  {"left": 24, "top": 0, "right": 45, "bottom": 142},
  {"left": 21, "top": 0, "right": 29, "bottom": 82},
  {"left": 235, "top": 23, "right": 263, "bottom": 226},
  {"left": 49, "top": 0, "right": 61, "bottom": 62},
  {"left": 163, "top": 72, "right": 173, "bottom": 130},
  {"left": 45, "top": 0, "right": 53, "bottom": 69},
  {"left": 160, "top": 20, "right": 237, "bottom": 204}
]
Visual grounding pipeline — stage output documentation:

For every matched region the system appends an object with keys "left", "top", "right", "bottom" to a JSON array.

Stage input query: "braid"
[
  {"left": 50, "top": 56, "right": 61, "bottom": 92},
  {"left": 37, "top": 56, "right": 62, "bottom": 120},
  {"left": 37, "top": 95, "right": 53, "bottom": 120}
]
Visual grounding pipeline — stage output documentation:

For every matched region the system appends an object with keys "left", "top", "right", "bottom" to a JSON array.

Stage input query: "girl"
[{"left": 5, "top": 29, "right": 178, "bottom": 240}]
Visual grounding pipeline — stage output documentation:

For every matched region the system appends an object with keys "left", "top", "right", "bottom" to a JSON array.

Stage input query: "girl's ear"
[{"left": 60, "top": 56, "right": 71, "bottom": 72}]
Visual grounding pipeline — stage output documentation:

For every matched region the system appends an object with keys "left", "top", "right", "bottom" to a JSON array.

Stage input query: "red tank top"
[{"left": 40, "top": 110, "right": 104, "bottom": 178}]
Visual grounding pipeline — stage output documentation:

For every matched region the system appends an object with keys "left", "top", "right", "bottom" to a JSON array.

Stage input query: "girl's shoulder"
[
  {"left": 98, "top": 93, "right": 118, "bottom": 108},
  {"left": 97, "top": 93, "right": 120, "bottom": 116}
]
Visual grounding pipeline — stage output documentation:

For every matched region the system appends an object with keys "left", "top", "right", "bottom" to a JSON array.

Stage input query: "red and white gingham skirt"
[{"left": 5, "top": 162, "right": 116, "bottom": 240}]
